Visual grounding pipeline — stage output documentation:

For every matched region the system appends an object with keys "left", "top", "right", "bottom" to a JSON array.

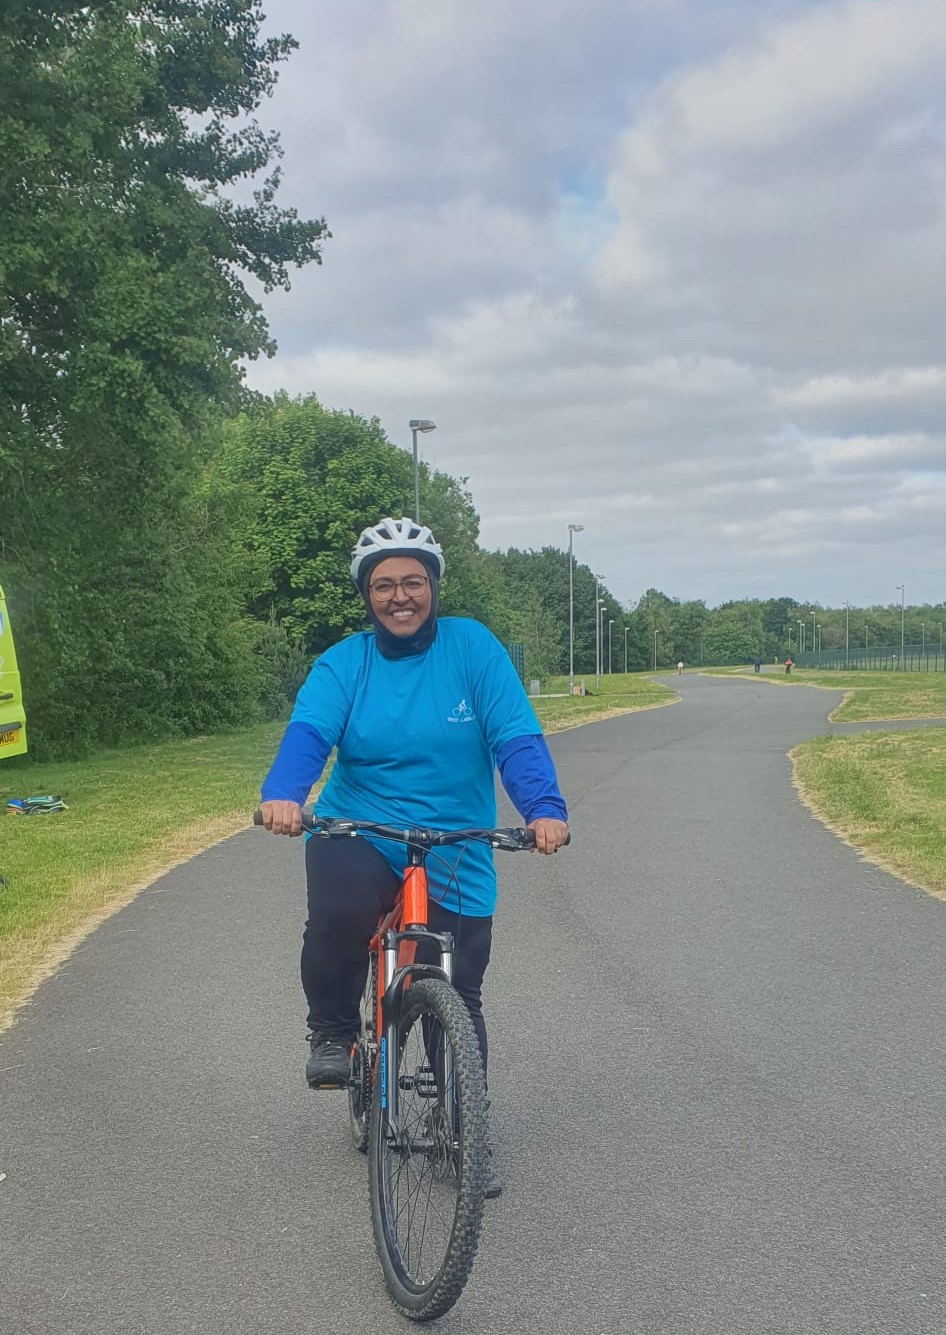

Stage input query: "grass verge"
[
  {"left": 711, "top": 668, "right": 946, "bottom": 900},
  {"left": 0, "top": 675, "right": 673, "bottom": 1030},
  {"left": 791, "top": 727, "right": 946, "bottom": 904},
  {"left": 710, "top": 667, "right": 946, "bottom": 722},
  {"left": 0, "top": 723, "right": 283, "bottom": 1031}
]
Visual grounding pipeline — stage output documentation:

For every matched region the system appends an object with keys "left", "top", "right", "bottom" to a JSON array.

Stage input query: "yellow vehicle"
[{"left": 0, "top": 583, "right": 28, "bottom": 758}]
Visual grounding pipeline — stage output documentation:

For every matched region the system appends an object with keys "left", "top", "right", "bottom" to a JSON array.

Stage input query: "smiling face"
[{"left": 365, "top": 555, "right": 433, "bottom": 637}]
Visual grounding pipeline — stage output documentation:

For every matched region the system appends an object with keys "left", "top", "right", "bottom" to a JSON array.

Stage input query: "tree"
[
  {"left": 1, "top": 2, "right": 327, "bottom": 754},
  {"left": 702, "top": 607, "right": 756, "bottom": 664},
  {"left": 212, "top": 395, "right": 490, "bottom": 656}
]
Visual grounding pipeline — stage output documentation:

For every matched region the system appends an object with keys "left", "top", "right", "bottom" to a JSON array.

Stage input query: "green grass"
[
  {"left": 751, "top": 668, "right": 946, "bottom": 900},
  {"left": 530, "top": 671, "right": 675, "bottom": 730},
  {"left": 787, "top": 670, "right": 946, "bottom": 722},
  {"left": 708, "top": 665, "right": 946, "bottom": 722},
  {"left": 0, "top": 722, "right": 284, "bottom": 1029},
  {"left": 0, "top": 678, "right": 673, "bottom": 1029},
  {"left": 792, "top": 727, "right": 946, "bottom": 902},
  {"left": 692, "top": 666, "right": 946, "bottom": 901}
]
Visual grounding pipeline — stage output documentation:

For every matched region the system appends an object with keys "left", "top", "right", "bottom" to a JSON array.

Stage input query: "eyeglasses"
[{"left": 368, "top": 575, "right": 430, "bottom": 599}]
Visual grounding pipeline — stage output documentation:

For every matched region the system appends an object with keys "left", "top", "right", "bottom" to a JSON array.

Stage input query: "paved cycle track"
[{"left": 1, "top": 673, "right": 944, "bottom": 1335}]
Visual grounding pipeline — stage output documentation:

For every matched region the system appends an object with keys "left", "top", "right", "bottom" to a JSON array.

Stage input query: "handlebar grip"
[
  {"left": 527, "top": 830, "right": 571, "bottom": 848},
  {"left": 253, "top": 807, "right": 318, "bottom": 831}
]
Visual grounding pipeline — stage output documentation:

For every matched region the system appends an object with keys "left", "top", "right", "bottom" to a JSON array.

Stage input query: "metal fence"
[
  {"left": 506, "top": 641, "right": 526, "bottom": 683},
  {"left": 794, "top": 644, "right": 946, "bottom": 672}
]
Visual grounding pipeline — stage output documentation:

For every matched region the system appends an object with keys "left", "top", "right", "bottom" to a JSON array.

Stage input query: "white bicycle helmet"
[{"left": 350, "top": 516, "right": 445, "bottom": 588}]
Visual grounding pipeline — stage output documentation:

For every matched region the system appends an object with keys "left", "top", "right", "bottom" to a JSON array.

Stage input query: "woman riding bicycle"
[{"left": 259, "top": 517, "right": 569, "bottom": 1197}]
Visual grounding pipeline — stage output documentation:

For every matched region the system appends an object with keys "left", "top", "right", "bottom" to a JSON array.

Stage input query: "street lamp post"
[
  {"left": 600, "top": 605, "right": 607, "bottom": 679},
  {"left": 608, "top": 619, "right": 614, "bottom": 674},
  {"left": 567, "top": 524, "right": 583, "bottom": 696},
  {"left": 896, "top": 584, "right": 905, "bottom": 667},
  {"left": 921, "top": 622, "right": 925, "bottom": 655},
  {"left": 844, "top": 602, "right": 850, "bottom": 666},
  {"left": 624, "top": 625, "right": 629, "bottom": 674},
  {"left": 594, "top": 577, "right": 606, "bottom": 688},
  {"left": 408, "top": 419, "right": 436, "bottom": 522},
  {"left": 653, "top": 628, "right": 659, "bottom": 672},
  {"left": 788, "top": 625, "right": 794, "bottom": 653},
  {"left": 811, "top": 610, "right": 816, "bottom": 660},
  {"left": 798, "top": 619, "right": 804, "bottom": 655}
]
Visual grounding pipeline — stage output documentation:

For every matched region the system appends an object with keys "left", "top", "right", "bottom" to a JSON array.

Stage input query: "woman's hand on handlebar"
[
  {"left": 527, "top": 817, "right": 569, "bottom": 854},
  {"left": 258, "top": 799, "right": 304, "bottom": 837}
]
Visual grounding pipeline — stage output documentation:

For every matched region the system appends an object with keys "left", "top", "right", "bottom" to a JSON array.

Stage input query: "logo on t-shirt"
[{"left": 448, "top": 699, "right": 475, "bottom": 724}]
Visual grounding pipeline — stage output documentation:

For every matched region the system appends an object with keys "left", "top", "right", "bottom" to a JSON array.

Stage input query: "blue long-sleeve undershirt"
[
  {"left": 496, "top": 734, "right": 568, "bottom": 824},
  {"left": 260, "top": 720, "right": 331, "bottom": 805}
]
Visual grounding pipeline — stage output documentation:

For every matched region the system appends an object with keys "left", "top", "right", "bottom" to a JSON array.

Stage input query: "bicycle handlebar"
[{"left": 253, "top": 809, "right": 569, "bottom": 852}]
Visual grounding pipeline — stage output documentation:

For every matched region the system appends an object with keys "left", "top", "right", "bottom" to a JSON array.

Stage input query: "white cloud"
[{"left": 244, "top": 0, "right": 946, "bottom": 608}]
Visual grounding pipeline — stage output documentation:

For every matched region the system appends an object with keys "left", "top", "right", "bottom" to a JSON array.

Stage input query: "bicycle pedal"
[{"left": 308, "top": 1077, "right": 354, "bottom": 1090}]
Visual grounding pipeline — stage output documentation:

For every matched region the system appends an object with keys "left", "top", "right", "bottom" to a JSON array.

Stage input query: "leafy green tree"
[
  {"left": 702, "top": 607, "right": 755, "bottom": 664},
  {"left": 212, "top": 395, "right": 490, "bottom": 656},
  {"left": 1, "top": 1, "right": 327, "bottom": 755},
  {"left": 672, "top": 599, "right": 710, "bottom": 666}
]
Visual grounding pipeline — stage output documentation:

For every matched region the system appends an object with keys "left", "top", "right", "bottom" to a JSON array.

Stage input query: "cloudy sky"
[{"left": 244, "top": 0, "right": 946, "bottom": 612}]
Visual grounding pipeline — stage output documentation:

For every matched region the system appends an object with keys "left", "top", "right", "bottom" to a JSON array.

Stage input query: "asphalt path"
[{"left": 2, "top": 674, "right": 945, "bottom": 1334}]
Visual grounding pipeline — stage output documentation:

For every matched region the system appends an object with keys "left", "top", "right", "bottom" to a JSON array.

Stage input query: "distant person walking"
[
  {"left": 753, "top": 657, "right": 762, "bottom": 674},
  {"left": 784, "top": 657, "right": 794, "bottom": 675},
  {"left": 676, "top": 660, "right": 684, "bottom": 675}
]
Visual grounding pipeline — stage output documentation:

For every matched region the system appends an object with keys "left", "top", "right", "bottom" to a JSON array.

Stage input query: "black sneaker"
[{"left": 306, "top": 1035, "right": 352, "bottom": 1089}]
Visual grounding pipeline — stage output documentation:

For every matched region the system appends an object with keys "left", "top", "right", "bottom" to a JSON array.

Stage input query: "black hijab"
[{"left": 358, "top": 552, "right": 441, "bottom": 659}]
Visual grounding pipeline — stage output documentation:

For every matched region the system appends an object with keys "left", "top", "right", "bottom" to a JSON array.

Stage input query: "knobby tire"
[{"left": 368, "top": 977, "right": 488, "bottom": 1321}]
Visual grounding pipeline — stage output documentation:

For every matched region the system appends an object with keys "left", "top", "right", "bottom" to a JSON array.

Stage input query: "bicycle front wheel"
[{"left": 368, "top": 976, "right": 488, "bottom": 1321}]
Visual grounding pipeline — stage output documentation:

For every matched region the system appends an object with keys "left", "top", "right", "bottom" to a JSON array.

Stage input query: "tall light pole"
[
  {"left": 921, "top": 622, "right": 925, "bottom": 655},
  {"left": 798, "top": 619, "right": 804, "bottom": 654},
  {"left": 589, "top": 576, "right": 605, "bottom": 688},
  {"left": 624, "top": 625, "right": 629, "bottom": 674},
  {"left": 653, "top": 628, "right": 659, "bottom": 672},
  {"left": 599, "top": 605, "right": 607, "bottom": 680},
  {"left": 608, "top": 619, "right": 614, "bottom": 674},
  {"left": 844, "top": 602, "right": 850, "bottom": 667},
  {"left": 567, "top": 524, "right": 583, "bottom": 696},
  {"left": 788, "top": 625, "right": 794, "bottom": 654},
  {"left": 811, "top": 610, "right": 816, "bottom": 658},
  {"left": 896, "top": 583, "right": 905, "bottom": 667},
  {"left": 408, "top": 419, "right": 436, "bottom": 522}
]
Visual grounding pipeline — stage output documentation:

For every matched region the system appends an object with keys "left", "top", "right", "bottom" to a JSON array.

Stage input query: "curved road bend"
[{"left": 1, "top": 673, "right": 944, "bottom": 1335}]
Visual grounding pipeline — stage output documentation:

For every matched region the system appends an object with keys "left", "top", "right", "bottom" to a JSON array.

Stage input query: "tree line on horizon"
[{"left": 2, "top": 4, "right": 942, "bottom": 762}]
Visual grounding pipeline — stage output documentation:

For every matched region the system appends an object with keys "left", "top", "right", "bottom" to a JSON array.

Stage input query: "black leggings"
[{"left": 302, "top": 834, "right": 494, "bottom": 1074}]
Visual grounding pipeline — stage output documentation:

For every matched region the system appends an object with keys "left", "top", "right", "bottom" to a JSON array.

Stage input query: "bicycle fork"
[{"left": 378, "top": 929, "right": 456, "bottom": 1151}]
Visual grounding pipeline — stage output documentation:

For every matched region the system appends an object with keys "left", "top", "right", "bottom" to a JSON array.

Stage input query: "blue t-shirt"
[{"left": 286, "top": 618, "right": 542, "bottom": 915}]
